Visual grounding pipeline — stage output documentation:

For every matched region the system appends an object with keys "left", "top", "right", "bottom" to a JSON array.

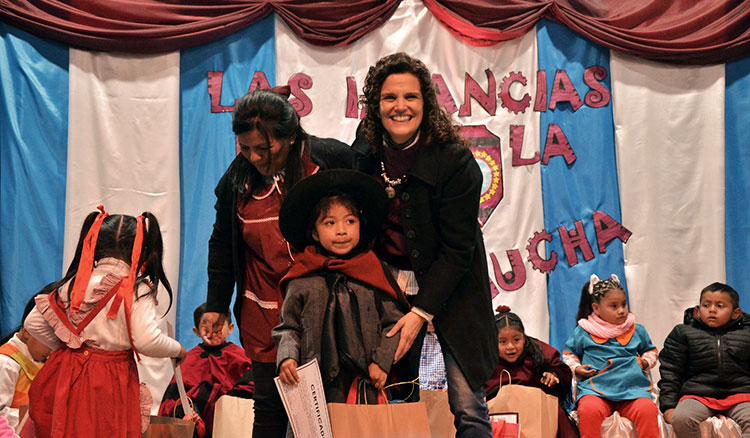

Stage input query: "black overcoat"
[{"left": 352, "top": 136, "right": 498, "bottom": 390}]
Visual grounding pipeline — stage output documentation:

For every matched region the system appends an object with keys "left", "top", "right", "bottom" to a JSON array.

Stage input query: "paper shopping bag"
[
  {"left": 419, "top": 389, "right": 456, "bottom": 438},
  {"left": 213, "top": 395, "right": 254, "bottom": 438},
  {"left": 486, "top": 375, "right": 557, "bottom": 438},
  {"left": 327, "top": 401, "right": 431, "bottom": 438},
  {"left": 142, "top": 416, "right": 195, "bottom": 438}
]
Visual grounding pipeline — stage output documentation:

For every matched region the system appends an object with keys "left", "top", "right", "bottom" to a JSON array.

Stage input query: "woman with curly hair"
[{"left": 352, "top": 52, "right": 498, "bottom": 437}]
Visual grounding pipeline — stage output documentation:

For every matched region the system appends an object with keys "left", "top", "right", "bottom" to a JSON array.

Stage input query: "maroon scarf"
[{"left": 280, "top": 246, "right": 402, "bottom": 301}]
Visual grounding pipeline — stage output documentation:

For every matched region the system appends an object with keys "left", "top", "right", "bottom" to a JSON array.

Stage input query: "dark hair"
[
  {"left": 495, "top": 308, "right": 546, "bottom": 373},
  {"left": 307, "top": 194, "right": 370, "bottom": 255},
  {"left": 193, "top": 302, "right": 231, "bottom": 329},
  {"left": 360, "top": 52, "right": 466, "bottom": 153},
  {"left": 229, "top": 89, "right": 308, "bottom": 198},
  {"left": 575, "top": 278, "right": 626, "bottom": 321},
  {"left": 48, "top": 211, "right": 173, "bottom": 313},
  {"left": 700, "top": 282, "right": 740, "bottom": 309}
]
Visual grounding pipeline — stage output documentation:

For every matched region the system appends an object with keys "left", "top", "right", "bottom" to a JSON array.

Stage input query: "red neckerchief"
[{"left": 280, "top": 246, "right": 401, "bottom": 301}]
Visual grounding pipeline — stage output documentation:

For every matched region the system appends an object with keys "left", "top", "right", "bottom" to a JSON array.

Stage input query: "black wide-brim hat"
[{"left": 279, "top": 169, "right": 387, "bottom": 251}]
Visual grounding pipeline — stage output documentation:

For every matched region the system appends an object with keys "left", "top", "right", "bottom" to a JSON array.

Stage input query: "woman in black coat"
[{"left": 353, "top": 52, "right": 498, "bottom": 438}]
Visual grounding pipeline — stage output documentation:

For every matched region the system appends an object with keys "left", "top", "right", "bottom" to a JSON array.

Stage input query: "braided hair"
[
  {"left": 575, "top": 274, "right": 625, "bottom": 322},
  {"left": 48, "top": 211, "right": 173, "bottom": 313},
  {"left": 495, "top": 305, "right": 547, "bottom": 373}
]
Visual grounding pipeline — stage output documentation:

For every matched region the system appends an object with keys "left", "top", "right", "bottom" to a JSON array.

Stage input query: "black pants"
[{"left": 251, "top": 360, "right": 288, "bottom": 438}]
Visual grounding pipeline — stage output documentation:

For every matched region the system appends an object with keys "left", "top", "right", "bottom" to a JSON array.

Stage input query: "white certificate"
[{"left": 274, "top": 358, "right": 333, "bottom": 438}]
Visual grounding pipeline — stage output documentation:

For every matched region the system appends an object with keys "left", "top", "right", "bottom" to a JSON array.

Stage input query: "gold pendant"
[{"left": 385, "top": 185, "right": 396, "bottom": 199}]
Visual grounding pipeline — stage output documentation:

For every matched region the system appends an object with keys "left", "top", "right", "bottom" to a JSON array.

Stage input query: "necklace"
[
  {"left": 380, "top": 132, "right": 418, "bottom": 199},
  {"left": 380, "top": 159, "right": 405, "bottom": 199}
]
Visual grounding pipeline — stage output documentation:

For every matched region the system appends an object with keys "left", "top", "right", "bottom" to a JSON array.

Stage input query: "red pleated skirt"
[{"left": 29, "top": 346, "right": 141, "bottom": 438}]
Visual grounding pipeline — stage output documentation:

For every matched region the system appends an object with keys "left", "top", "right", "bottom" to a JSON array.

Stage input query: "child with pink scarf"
[{"left": 563, "top": 274, "right": 660, "bottom": 438}]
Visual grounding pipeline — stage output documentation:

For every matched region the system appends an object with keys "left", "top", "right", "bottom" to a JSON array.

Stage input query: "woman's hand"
[
  {"left": 279, "top": 359, "right": 299, "bottom": 386},
  {"left": 368, "top": 363, "right": 388, "bottom": 390},
  {"left": 387, "top": 311, "right": 427, "bottom": 362},
  {"left": 198, "top": 312, "right": 225, "bottom": 345},
  {"left": 574, "top": 364, "right": 597, "bottom": 378},
  {"left": 540, "top": 371, "right": 559, "bottom": 387}
]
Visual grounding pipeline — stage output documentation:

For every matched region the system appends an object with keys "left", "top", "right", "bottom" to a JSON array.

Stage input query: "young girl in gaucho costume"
[{"left": 273, "top": 169, "right": 412, "bottom": 405}]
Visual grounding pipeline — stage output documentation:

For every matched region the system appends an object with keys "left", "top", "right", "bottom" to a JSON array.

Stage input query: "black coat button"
[
  {"left": 406, "top": 230, "right": 416, "bottom": 239},
  {"left": 401, "top": 192, "right": 410, "bottom": 201},
  {"left": 410, "top": 249, "right": 420, "bottom": 258},
  {"left": 404, "top": 208, "right": 412, "bottom": 218}
]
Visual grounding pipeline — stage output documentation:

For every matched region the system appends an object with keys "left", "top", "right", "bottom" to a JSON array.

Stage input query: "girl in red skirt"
[{"left": 24, "top": 207, "right": 187, "bottom": 438}]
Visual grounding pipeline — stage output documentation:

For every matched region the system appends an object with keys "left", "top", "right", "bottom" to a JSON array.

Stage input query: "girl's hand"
[
  {"left": 637, "top": 356, "right": 648, "bottom": 371},
  {"left": 540, "top": 371, "right": 559, "bottom": 387},
  {"left": 663, "top": 408, "right": 675, "bottom": 424},
  {"left": 368, "top": 363, "right": 387, "bottom": 390},
  {"left": 575, "top": 364, "right": 597, "bottom": 378},
  {"left": 279, "top": 359, "right": 299, "bottom": 386},
  {"left": 387, "top": 311, "right": 426, "bottom": 362},
  {"left": 174, "top": 346, "right": 187, "bottom": 365}
]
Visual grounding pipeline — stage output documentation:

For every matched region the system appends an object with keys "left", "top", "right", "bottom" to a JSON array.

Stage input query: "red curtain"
[
  {"left": 424, "top": 0, "right": 750, "bottom": 65},
  {"left": 0, "top": 0, "right": 399, "bottom": 53},
  {"left": 1, "top": 0, "right": 748, "bottom": 64}
]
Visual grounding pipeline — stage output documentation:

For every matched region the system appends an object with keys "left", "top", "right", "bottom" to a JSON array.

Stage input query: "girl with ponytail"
[
  {"left": 484, "top": 306, "right": 577, "bottom": 438},
  {"left": 24, "top": 206, "right": 186, "bottom": 438}
]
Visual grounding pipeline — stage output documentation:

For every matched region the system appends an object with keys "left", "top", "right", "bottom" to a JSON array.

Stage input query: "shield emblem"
[{"left": 460, "top": 125, "right": 503, "bottom": 226}]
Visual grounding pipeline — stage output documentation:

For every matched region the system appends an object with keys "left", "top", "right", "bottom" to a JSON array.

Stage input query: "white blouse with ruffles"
[{"left": 24, "top": 258, "right": 181, "bottom": 358}]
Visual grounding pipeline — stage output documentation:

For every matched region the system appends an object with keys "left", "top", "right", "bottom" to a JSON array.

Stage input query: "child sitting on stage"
[
  {"left": 273, "top": 169, "right": 410, "bottom": 403},
  {"left": 159, "top": 303, "right": 253, "bottom": 437},
  {"left": 563, "top": 274, "right": 660, "bottom": 438},
  {"left": 659, "top": 282, "right": 750, "bottom": 438},
  {"left": 484, "top": 306, "right": 576, "bottom": 438},
  {"left": 0, "top": 294, "right": 52, "bottom": 429}
]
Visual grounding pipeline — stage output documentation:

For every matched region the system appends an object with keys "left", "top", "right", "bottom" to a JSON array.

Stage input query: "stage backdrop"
[{"left": 2, "top": 0, "right": 750, "bottom": 408}]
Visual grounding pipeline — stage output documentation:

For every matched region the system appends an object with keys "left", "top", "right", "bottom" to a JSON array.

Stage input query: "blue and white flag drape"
[{"left": 2, "top": 0, "right": 750, "bottom": 408}]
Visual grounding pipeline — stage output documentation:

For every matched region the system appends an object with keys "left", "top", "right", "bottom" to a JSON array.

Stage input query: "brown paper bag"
[
  {"left": 419, "top": 389, "right": 457, "bottom": 438},
  {"left": 142, "top": 415, "right": 195, "bottom": 438},
  {"left": 486, "top": 371, "right": 557, "bottom": 438},
  {"left": 213, "top": 395, "right": 255, "bottom": 438},
  {"left": 327, "top": 401, "right": 432, "bottom": 438}
]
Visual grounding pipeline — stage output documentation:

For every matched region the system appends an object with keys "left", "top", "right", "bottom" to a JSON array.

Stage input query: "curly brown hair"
[{"left": 360, "top": 52, "right": 466, "bottom": 152}]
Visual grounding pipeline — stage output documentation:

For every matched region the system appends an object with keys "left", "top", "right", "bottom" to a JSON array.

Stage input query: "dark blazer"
[
  {"left": 658, "top": 307, "right": 750, "bottom": 412},
  {"left": 352, "top": 136, "right": 498, "bottom": 390},
  {"left": 205, "top": 137, "right": 353, "bottom": 330}
]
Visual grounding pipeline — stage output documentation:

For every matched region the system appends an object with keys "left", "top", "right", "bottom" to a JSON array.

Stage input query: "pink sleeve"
[{"left": 0, "top": 416, "right": 18, "bottom": 438}]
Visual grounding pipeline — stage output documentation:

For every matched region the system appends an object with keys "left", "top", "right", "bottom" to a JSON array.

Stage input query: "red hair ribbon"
[
  {"left": 107, "top": 214, "right": 145, "bottom": 360},
  {"left": 70, "top": 205, "right": 108, "bottom": 313},
  {"left": 270, "top": 84, "right": 291, "bottom": 98}
]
